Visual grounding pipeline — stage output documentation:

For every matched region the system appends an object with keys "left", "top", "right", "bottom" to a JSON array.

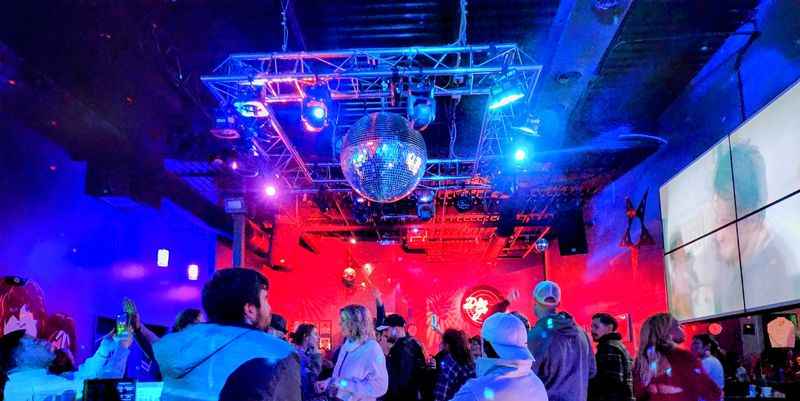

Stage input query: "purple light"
[
  {"left": 265, "top": 185, "right": 277, "bottom": 197},
  {"left": 187, "top": 264, "right": 199, "bottom": 281},
  {"left": 230, "top": 160, "right": 239, "bottom": 170}
]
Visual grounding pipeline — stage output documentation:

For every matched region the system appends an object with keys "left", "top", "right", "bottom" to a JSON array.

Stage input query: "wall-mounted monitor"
[{"left": 662, "top": 78, "right": 800, "bottom": 321}]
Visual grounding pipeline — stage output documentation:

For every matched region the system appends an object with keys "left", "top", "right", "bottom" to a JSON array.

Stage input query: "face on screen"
[{"left": 712, "top": 194, "right": 739, "bottom": 263}]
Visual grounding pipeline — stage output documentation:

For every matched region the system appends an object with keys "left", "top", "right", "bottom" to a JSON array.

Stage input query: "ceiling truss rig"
[{"left": 201, "top": 44, "right": 542, "bottom": 190}]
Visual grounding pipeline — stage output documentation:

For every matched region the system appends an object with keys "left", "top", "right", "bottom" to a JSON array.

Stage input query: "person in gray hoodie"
[
  {"left": 154, "top": 268, "right": 300, "bottom": 401},
  {"left": 451, "top": 312, "right": 548, "bottom": 401},
  {"left": 528, "top": 280, "right": 596, "bottom": 401}
]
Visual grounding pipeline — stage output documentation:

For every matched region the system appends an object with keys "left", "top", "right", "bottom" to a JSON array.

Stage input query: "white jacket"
[
  {"left": 451, "top": 358, "right": 548, "bottom": 401},
  {"left": 331, "top": 339, "right": 388, "bottom": 401},
  {"left": 3, "top": 336, "right": 130, "bottom": 401}
]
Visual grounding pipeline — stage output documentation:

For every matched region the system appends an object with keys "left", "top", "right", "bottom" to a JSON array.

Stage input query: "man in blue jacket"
[{"left": 528, "top": 280, "right": 596, "bottom": 401}]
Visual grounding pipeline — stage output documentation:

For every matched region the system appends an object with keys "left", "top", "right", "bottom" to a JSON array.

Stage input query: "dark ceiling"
[{"left": 0, "top": 0, "right": 761, "bottom": 246}]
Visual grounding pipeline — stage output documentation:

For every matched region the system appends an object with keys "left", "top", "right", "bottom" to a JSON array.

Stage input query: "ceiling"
[{"left": 0, "top": 0, "right": 760, "bottom": 259}]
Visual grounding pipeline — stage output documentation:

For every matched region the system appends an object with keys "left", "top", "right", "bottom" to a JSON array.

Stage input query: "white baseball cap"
[
  {"left": 481, "top": 313, "right": 533, "bottom": 360},
  {"left": 533, "top": 280, "right": 561, "bottom": 306}
]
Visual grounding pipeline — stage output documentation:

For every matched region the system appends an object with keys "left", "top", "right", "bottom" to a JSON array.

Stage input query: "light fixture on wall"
[
  {"left": 157, "top": 249, "right": 170, "bottom": 268},
  {"left": 187, "top": 264, "right": 199, "bottom": 281}
]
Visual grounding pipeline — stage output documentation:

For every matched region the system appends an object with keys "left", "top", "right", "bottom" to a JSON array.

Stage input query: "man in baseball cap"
[
  {"left": 528, "top": 280, "right": 596, "bottom": 401},
  {"left": 451, "top": 313, "right": 547, "bottom": 401},
  {"left": 381, "top": 314, "right": 427, "bottom": 401}
]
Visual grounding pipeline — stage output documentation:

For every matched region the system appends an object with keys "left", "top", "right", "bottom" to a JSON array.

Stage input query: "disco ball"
[{"left": 340, "top": 112, "right": 427, "bottom": 203}]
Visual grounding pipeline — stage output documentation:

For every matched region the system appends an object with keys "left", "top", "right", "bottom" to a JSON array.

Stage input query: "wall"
[
  {"left": 550, "top": 0, "right": 800, "bottom": 352},
  {"left": 217, "top": 226, "right": 544, "bottom": 353},
  {"left": 0, "top": 121, "right": 218, "bottom": 361}
]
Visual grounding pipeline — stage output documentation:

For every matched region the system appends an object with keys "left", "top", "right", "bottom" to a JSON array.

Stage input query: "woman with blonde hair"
[
  {"left": 633, "top": 313, "right": 720, "bottom": 401},
  {"left": 317, "top": 304, "right": 388, "bottom": 401}
]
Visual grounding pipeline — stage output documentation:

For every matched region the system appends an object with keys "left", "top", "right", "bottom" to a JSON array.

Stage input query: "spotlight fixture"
[
  {"left": 454, "top": 192, "right": 475, "bottom": 213},
  {"left": 514, "top": 148, "right": 527, "bottom": 162},
  {"left": 488, "top": 69, "right": 525, "bottom": 110},
  {"left": 301, "top": 84, "right": 331, "bottom": 133},
  {"left": 210, "top": 107, "right": 241, "bottom": 139},
  {"left": 233, "top": 100, "right": 270, "bottom": 118},
  {"left": 415, "top": 189, "right": 435, "bottom": 221},
  {"left": 407, "top": 81, "right": 436, "bottom": 131},
  {"left": 264, "top": 184, "right": 277, "bottom": 197},
  {"left": 352, "top": 196, "right": 372, "bottom": 225},
  {"left": 513, "top": 114, "right": 541, "bottom": 136}
]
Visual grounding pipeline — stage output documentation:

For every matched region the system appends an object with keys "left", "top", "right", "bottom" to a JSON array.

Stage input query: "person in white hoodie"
[
  {"left": 451, "top": 313, "right": 549, "bottom": 401},
  {"left": 318, "top": 304, "right": 388, "bottom": 401},
  {"left": 1, "top": 328, "right": 131, "bottom": 401}
]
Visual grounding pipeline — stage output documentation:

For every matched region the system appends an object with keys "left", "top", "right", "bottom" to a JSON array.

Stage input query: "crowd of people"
[{"left": 0, "top": 268, "right": 732, "bottom": 401}]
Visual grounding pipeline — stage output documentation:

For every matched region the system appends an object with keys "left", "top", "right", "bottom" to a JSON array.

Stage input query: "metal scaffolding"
[{"left": 200, "top": 43, "right": 542, "bottom": 190}]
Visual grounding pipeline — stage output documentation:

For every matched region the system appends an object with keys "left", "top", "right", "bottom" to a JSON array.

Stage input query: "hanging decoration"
[{"left": 620, "top": 189, "right": 655, "bottom": 249}]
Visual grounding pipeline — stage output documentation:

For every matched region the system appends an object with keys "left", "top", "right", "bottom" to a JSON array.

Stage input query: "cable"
[
  {"left": 280, "top": 0, "right": 290, "bottom": 52},
  {"left": 449, "top": 0, "right": 468, "bottom": 46}
]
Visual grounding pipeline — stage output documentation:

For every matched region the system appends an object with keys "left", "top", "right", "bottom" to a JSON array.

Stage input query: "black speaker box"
[{"left": 555, "top": 207, "right": 588, "bottom": 255}]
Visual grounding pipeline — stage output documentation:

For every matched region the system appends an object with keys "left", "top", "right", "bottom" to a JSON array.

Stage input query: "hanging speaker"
[{"left": 555, "top": 207, "right": 588, "bottom": 255}]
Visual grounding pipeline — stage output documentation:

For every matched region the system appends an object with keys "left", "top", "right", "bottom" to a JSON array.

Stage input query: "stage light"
[
  {"left": 233, "top": 100, "right": 269, "bottom": 118},
  {"left": 514, "top": 148, "right": 527, "bottom": 161},
  {"left": 349, "top": 238, "right": 358, "bottom": 245},
  {"left": 210, "top": 107, "right": 241, "bottom": 139},
  {"left": 488, "top": 70, "right": 525, "bottom": 110},
  {"left": 264, "top": 185, "right": 277, "bottom": 197},
  {"left": 417, "top": 189, "right": 435, "bottom": 203},
  {"left": 454, "top": 192, "right": 474, "bottom": 213},
  {"left": 513, "top": 114, "right": 541, "bottom": 136},
  {"left": 157, "top": 249, "right": 170, "bottom": 268},
  {"left": 230, "top": 160, "right": 239, "bottom": 170},
  {"left": 301, "top": 84, "right": 331, "bottom": 133},
  {"left": 187, "top": 264, "right": 199, "bottom": 281},
  {"left": 407, "top": 82, "right": 436, "bottom": 130},
  {"left": 416, "top": 189, "right": 435, "bottom": 221}
]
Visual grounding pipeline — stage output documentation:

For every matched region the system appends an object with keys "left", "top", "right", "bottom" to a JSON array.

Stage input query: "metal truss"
[
  {"left": 291, "top": 158, "right": 489, "bottom": 194},
  {"left": 201, "top": 43, "right": 541, "bottom": 190},
  {"left": 201, "top": 44, "right": 541, "bottom": 104}
]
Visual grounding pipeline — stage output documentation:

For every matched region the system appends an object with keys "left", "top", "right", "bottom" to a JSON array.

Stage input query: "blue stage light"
[
  {"left": 514, "top": 148, "right": 527, "bottom": 161},
  {"left": 488, "top": 70, "right": 525, "bottom": 110}
]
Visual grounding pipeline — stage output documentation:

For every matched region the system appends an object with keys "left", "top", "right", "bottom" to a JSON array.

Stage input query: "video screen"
[
  {"left": 665, "top": 224, "right": 744, "bottom": 321},
  {"left": 729, "top": 80, "right": 800, "bottom": 217},
  {"left": 660, "top": 137, "right": 736, "bottom": 253},
  {"left": 739, "top": 192, "right": 800, "bottom": 312}
]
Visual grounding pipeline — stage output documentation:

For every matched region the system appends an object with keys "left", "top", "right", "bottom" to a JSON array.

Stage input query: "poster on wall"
[{"left": 0, "top": 276, "right": 78, "bottom": 355}]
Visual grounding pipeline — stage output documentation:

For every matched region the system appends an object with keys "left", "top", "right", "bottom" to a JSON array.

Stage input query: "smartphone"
[{"left": 115, "top": 313, "right": 129, "bottom": 337}]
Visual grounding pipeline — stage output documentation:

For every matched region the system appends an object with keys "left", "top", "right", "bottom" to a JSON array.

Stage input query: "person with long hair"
[
  {"left": 633, "top": 313, "right": 720, "bottom": 401},
  {"left": 434, "top": 329, "right": 476, "bottom": 401},
  {"left": 292, "top": 323, "right": 324, "bottom": 401},
  {"left": 318, "top": 304, "right": 388, "bottom": 401}
]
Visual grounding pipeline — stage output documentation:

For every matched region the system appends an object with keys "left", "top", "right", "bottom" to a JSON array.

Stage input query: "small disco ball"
[
  {"left": 535, "top": 238, "right": 549, "bottom": 253},
  {"left": 340, "top": 112, "right": 427, "bottom": 203}
]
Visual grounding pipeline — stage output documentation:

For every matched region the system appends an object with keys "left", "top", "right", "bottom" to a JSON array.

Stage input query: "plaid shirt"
[{"left": 434, "top": 354, "right": 476, "bottom": 401}]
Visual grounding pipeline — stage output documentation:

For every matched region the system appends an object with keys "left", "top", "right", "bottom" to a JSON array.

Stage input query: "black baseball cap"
[
  {"left": 269, "top": 314, "right": 287, "bottom": 333},
  {"left": 376, "top": 314, "right": 406, "bottom": 331}
]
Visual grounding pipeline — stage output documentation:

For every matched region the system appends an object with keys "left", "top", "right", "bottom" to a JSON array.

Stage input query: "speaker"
[{"left": 555, "top": 207, "right": 588, "bottom": 255}]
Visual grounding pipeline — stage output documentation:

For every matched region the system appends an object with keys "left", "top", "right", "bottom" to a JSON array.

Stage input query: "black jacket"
[
  {"left": 588, "top": 332, "right": 634, "bottom": 401},
  {"left": 384, "top": 336, "right": 427, "bottom": 401}
]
